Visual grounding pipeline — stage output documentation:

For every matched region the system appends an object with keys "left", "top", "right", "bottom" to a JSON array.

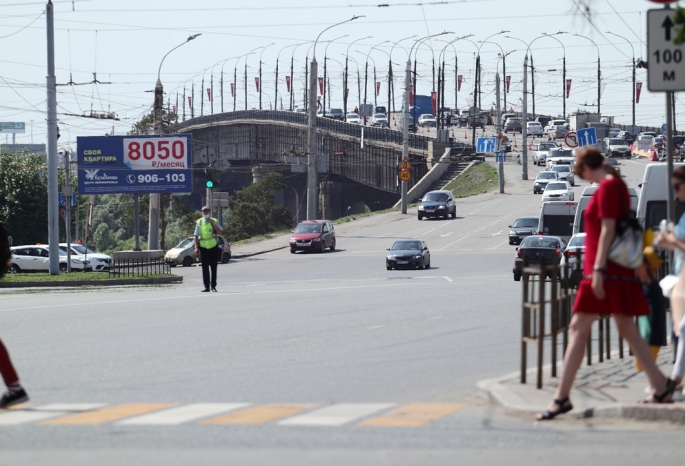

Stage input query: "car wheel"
[
  {"left": 330, "top": 239, "right": 336, "bottom": 251},
  {"left": 221, "top": 253, "right": 231, "bottom": 264},
  {"left": 290, "top": 248, "right": 296, "bottom": 254},
  {"left": 451, "top": 209, "right": 456, "bottom": 219},
  {"left": 418, "top": 214, "right": 423, "bottom": 220},
  {"left": 513, "top": 272, "right": 521, "bottom": 282},
  {"left": 182, "top": 256, "right": 194, "bottom": 267},
  {"left": 443, "top": 211, "right": 448, "bottom": 220},
  {"left": 320, "top": 241, "right": 326, "bottom": 253},
  {"left": 386, "top": 265, "right": 392, "bottom": 270},
  {"left": 425, "top": 259, "right": 430, "bottom": 269},
  {"left": 7, "top": 264, "right": 19, "bottom": 274},
  {"left": 59, "top": 263, "right": 68, "bottom": 273}
]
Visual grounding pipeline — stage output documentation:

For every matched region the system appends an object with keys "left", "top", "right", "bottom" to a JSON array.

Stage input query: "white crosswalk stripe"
[
  {"left": 277, "top": 403, "right": 395, "bottom": 426},
  {"left": 117, "top": 403, "right": 251, "bottom": 425},
  {"left": 0, "top": 403, "right": 106, "bottom": 425}
]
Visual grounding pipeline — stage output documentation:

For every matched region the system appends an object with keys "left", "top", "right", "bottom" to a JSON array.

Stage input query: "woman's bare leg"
[{"left": 553, "top": 312, "right": 597, "bottom": 400}]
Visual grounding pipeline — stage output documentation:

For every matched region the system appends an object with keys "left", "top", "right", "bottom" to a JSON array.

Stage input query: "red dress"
[{"left": 573, "top": 177, "right": 648, "bottom": 316}]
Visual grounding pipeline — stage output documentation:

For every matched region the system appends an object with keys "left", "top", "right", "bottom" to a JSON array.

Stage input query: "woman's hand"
[
  {"left": 656, "top": 230, "right": 677, "bottom": 250},
  {"left": 591, "top": 270, "right": 606, "bottom": 300},
  {"left": 636, "top": 263, "right": 651, "bottom": 284}
]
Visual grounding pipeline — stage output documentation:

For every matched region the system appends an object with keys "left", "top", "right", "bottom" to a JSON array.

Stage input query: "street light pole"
[
  {"left": 607, "top": 31, "right": 636, "bottom": 132},
  {"left": 390, "top": 35, "right": 416, "bottom": 119},
  {"left": 344, "top": 36, "right": 372, "bottom": 120},
  {"left": 543, "top": 32, "right": 567, "bottom": 119},
  {"left": 259, "top": 43, "right": 275, "bottom": 110},
  {"left": 149, "top": 33, "right": 200, "bottom": 251},
  {"left": 323, "top": 35, "right": 348, "bottom": 117},
  {"left": 574, "top": 33, "right": 601, "bottom": 118},
  {"left": 276, "top": 43, "right": 304, "bottom": 112},
  {"left": 244, "top": 46, "right": 264, "bottom": 110},
  {"left": 307, "top": 16, "right": 362, "bottom": 220}
]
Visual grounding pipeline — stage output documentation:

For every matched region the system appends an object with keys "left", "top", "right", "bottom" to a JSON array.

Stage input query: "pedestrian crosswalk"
[{"left": 0, "top": 402, "right": 465, "bottom": 427}]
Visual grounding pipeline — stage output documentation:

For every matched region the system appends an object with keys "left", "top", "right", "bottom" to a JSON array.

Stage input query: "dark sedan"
[
  {"left": 512, "top": 235, "right": 565, "bottom": 281},
  {"left": 509, "top": 216, "right": 539, "bottom": 245},
  {"left": 418, "top": 190, "right": 456, "bottom": 220},
  {"left": 386, "top": 239, "right": 430, "bottom": 270}
]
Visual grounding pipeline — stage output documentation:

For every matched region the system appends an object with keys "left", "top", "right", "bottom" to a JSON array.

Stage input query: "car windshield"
[
  {"left": 513, "top": 218, "right": 538, "bottom": 228},
  {"left": 294, "top": 223, "right": 323, "bottom": 233},
  {"left": 374, "top": 114, "right": 386, "bottom": 119},
  {"left": 391, "top": 241, "right": 420, "bottom": 251},
  {"left": 553, "top": 121, "right": 567, "bottom": 125},
  {"left": 528, "top": 122, "right": 541, "bottom": 127},
  {"left": 609, "top": 139, "right": 624, "bottom": 145},
  {"left": 346, "top": 114, "right": 358, "bottom": 119},
  {"left": 71, "top": 244, "right": 96, "bottom": 254},
  {"left": 521, "top": 236, "right": 561, "bottom": 248},
  {"left": 568, "top": 235, "right": 586, "bottom": 247},
  {"left": 423, "top": 192, "right": 449, "bottom": 202},
  {"left": 536, "top": 172, "right": 556, "bottom": 180},
  {"left": 330, "top": 108, "right": 342, "bottom": 114},
  {"left": 421, "top": 114, "right": 435, "bottom": 119},
  {"left": 545, "top": 182, "right": 567, "bottom": 191},
  {"left": 549, "top": 150, "right": 573, "bottom": 157},
  {"left": 176, "top": 238, "right": 194, "bottom": 249},
  {"left": 552, "top": 165, "right": 570, "bottom": 172},
  {"left": 539, "top": 142, "right": 557, "bottom": 150}
]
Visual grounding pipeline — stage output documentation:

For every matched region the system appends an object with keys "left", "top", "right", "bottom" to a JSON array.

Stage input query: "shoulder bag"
[{"left": 608, "top": 181, "right": 644, "bottom": 269}]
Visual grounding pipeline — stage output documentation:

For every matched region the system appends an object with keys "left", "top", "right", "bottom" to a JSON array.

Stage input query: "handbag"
[
  {"left": 659, "top": 274, "right": 679, "bottom": 298},
  {"left": 608, "top": 182, "right": 644, "bottom": 269}
]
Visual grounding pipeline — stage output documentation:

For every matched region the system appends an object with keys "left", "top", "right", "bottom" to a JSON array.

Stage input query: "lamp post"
[
  {"left": 504, "top": 35, "right": 545, "bottom": 119},
  {"left": 371, "top": 47, "right": 392, "bottom": 123},
  {"left": 276, "top": 42, "right": 305, "bottom": 111},
  {"left": 478, "top": 38, "right": 511, "bottom": 116},
  {"left": 474, "top": 31, "right": 508, "bottom": 137},
  {"left": 244, "top": 45, "right": 264, "bottom": 110},
  {"left": 347, "top": 55, "right": 362, "bottom": 113},
  {"left": 411, "top": 36, "right": 440, "bottom": 133},
  {"left": 220, "top": 56, "right": 240, "bottom": 113},
  {"left": 607, "top": 31, "right": 636, "bottom": 132},
  {"left": 438, "top": 35, "right": 473, "bottom": 129},
  {"left": 344, "top": 36, "right": 372, "bottom": 120},
  {"left": 258, "top": 43, "right": 275, "bottom": 110},
  {"left": 574, "top": 33, "right": 601, "bottom": 118},
  {"left": 323, "top": 35, "right": 348, "bottom": 117},
  {"left": 327, "top": 56, "right": 344, "bottom": 114},
  {"left": 149, "top": 33, "right": 201, "bottom": 251},
  {"left": 390, "top": 35, "right": 416, "bottom": 119},
  {"left": 307, "top": 16, "right": 363, "bottom": 220},
  {"left": 543, "top": 32, "right": 567, "bottom": 120},
  {"left": 364, "top": 41, "right": 390, "bottom": 123}
]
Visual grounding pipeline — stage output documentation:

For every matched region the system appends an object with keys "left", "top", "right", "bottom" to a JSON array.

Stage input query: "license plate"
[{"left": 397, "top": 260, "right": 408, "bottom": 264}]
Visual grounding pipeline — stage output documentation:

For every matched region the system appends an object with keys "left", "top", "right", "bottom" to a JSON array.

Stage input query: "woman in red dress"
[{"left": 536, "top": 148, "right": 676, "bottom": 420}]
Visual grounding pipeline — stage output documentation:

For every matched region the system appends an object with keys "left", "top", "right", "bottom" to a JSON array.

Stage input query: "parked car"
[
  {"left": 532, "top": 141, "right": 559, "bottom": 166},
  {"left": 533, "top": 171, "right": 559, "bottom": 194},
  {"left": 346, "top": 113, "right": 361, "bottom": 124},
  {"left": 560, "top": 232, "right": 586, "bottom": 288},
  {"left": 165, "top": 236, "right": 231, "bottom": 266},
  {"left": 9, "top": 245, "right": 91, "bottom": 273},
  {"left": 605, "top": 156, "right": 622, "bottom": 177},
  {"left": 327, "top": 108, "right": 344, "bottom": 120},
  {"left": 604, "top": 137, "right": 632, "bottom": 159},
  {"left": 386, "top": 239, "right": 430, "bottom": 270},
  {"left": 374, "top": 106, "right": 387, "bottom": 115},
  {"left": 512, "top": 235, "right": 565, "bottom": 281},
  {"left": 550, "top": 164, "right": 575, "bottom": 186},
  {"left": 509, "top": 216, "right": 540, "bottom": 245},
  {"left": 526, "top": 121, "right": 544, "bottom": 137},
  {"left": 542, "top": 181, "right": 574, "bottom": 203},
  {"left": 417, "top": 114, "right": 437, "bottom": 127},
  {"left": 544, "top": 120, "right": 569, "bottom": 138},
  {"left": 59, "top": 243, "right": 112, "bottom": 271},
  {"left": 504, "top": 117, "right": 522, "bottom": 133},
  {"left": 289, "top": 220, "right": 336, "bottom": 253},
  {"left": 418, "top": 190, "right": 456, "bottom": 220}
]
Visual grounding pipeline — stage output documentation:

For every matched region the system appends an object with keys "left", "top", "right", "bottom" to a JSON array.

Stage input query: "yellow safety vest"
[{"left": 197, "top": 218, "right": 218, "bottom": 249}]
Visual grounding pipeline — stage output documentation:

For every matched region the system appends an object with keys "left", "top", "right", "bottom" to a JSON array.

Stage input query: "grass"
[
  {"left": 443, "top": 162, "right": 499, "bottom": 198},
  {"left": 3, "top": 272, "right": 175, "bottom": 283}
]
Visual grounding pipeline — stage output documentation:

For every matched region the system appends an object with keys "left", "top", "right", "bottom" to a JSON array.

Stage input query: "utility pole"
[
  {"left": 502, "top": 53, "right": 507, "bottom": 113},
  {"left": 233, "top": 66, "right": 237, "bottom": 112},
  {"left": 401, "top": 57, "right": 410, "bottom": 214},
  {"left": 46, "top": 0, "right": 60, "bottom": 274},
  {"left": 454, "top": 54, "right": 458, "bottom": 116},
  {"left": 522, "top": 54, "right": 529, "bottom": 181},
  {"left": 531, "top": 54, "right": 535, "bottom": 119},
  {"left": 496, "top": 73, "right": 504, "bottom": 194},
  {"left": 200, "top": 74, "right": 204, "bottom": 116},
  {"left": 471, "top": 55, "right": 479, "bottom": 147}
]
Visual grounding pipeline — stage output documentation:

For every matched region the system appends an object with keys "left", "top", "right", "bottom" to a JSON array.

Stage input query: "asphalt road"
[{"left": 0, "top": 156, "right": 679, "bottom": 465}]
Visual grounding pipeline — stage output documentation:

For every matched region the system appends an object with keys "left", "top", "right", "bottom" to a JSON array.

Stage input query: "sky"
[{"left": 0, "top": 0, "right": 677, "bottom": 148}]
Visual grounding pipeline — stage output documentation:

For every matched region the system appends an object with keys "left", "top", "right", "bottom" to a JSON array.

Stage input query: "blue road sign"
[
  {"left": 77, "top": 135, "right": 193, "bottom": 195},
  {"left": 477, "top": 137, "right": 497, "bottom": 153},
  {"left": 662, "top": 123, "right": 668, "bottom": 133},
  {"left": 577, "top": 127, "right": 597, "bottom": 147},
  {"left": 58, "top": 192, "right": 63, "bottom": 205},
  {"left": 495, "top": 152, "right": 506, "bottom": 163}
]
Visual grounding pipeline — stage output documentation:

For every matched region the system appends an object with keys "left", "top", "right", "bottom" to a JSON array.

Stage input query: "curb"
[
  {"left": 0, "top": 275, "right": 183, "bottom": 288},
  {"left": 232, "top": 246, "right": 287, "bottom": 259}
]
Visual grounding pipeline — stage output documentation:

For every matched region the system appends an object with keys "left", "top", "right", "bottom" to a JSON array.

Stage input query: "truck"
[{"left": 409, "top": 95, "right": 434, "bottom": 120}]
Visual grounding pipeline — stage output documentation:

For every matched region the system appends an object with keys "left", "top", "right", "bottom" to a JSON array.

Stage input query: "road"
[{"left": 0, "top": 155, "right": 679, "bottom": 465}]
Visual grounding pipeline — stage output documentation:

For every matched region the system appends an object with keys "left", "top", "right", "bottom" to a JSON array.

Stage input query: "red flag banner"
[
  {"left": 286, "top": 76, "right": 291, "bottom": 93},
  {"left": 255, "top": 77, "right": 260, "bottom": 92},
  {"left": 230, "top": 83, "right": 235, "bottom": 97},
  {"left": 206, "top": 88, "right": 212, "bottom": 101},
  {"left": 409, "top": 84, "right": 414, "bottom": 106},
  {"left": 457, "top": 75, "right": 463, "bottom": 92},
  {"left": 505, "top": 75, "right": 511, "bottom": 94},
  {"left": 636, "top": 82, "right": 643, "bottom": 104},
  {"left": 431, "top": 91, "right": 437, "bottom": 115},
  {"left": 172, "top": 105, "right": 176, "bottom": 114},
  {"left": 318, "top": 77, "right": 324, "bottom": 95},
  {"left": 188, "top": 96, "right": 193, "bottom": 108},
  {"left": 566, "top": 79, "right": 572, "bottom": 98},
  {"left": 376, "top": 81, "right": 381, "bottom": 96}
]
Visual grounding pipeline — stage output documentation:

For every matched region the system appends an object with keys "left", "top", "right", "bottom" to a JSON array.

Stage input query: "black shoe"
[
  {"left": 211, "top": 287, "right": 217, "bottom": 292},
  {"left": 202, "top": 288, "right": 210, "bottom": 292},
  {"left": 0, "top": 388, "right": 28, "bottom": 409}
]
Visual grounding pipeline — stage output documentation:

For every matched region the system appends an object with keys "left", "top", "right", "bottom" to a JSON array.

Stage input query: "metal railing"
[{"left": 109, "top": 251, "right": 170, "bottom": 278}]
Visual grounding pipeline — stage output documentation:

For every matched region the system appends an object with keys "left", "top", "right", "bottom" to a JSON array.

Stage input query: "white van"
[
  {"left": 637, "top": 163, "right": 685, "bottom": 230},
  {"left": 538, "top": 201, "right": 577, "bottom": 244},
  {"left": 572, "top": 185, "right": 638, "bottom": 236}
]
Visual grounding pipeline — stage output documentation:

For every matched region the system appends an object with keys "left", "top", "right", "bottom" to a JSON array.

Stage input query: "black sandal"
[
  {"left": 536, "top": 397, "right": 573, "bottom": 421},
  {"left": 641, "top": 378, "right": 678, "bottom": 404}
]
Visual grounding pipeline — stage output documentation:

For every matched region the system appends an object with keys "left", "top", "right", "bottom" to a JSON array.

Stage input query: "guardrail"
[
  {"left": 180, "top": 110, "right": 472, "bottom": 152},
  {"left": 109, "top": 250, "right": 169, "bottom": 278}
]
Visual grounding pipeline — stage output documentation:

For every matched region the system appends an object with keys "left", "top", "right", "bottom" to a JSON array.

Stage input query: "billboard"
[
  {"left": 0, "top": 122, "right": 25, "bottom": 133},
  {"left": 77, "top": 134, "right": 192, "bottom": 194}
]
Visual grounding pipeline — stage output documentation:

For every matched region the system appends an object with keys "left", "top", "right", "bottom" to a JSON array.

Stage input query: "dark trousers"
[
  {"left": 0, "top": 339, "right": 19, "bottom": 387},
  {"left": 199, "top": 246, "right": 219, "bottom": 289}
]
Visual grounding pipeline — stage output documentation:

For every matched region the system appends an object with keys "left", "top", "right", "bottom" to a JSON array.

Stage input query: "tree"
[
  {"left": 0, "top": 150, "right": 49, "bottom": 245},
  {"left": 225, "top": 172, "right": 294, "bottom": 241},
  {"left": 129, "top": 110, "right": 180, "bottom": 135}
]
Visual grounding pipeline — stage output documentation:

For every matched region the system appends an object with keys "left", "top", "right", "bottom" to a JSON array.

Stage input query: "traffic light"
[{"left": 205, "top": 169, "right": 217, "bottom": 189}]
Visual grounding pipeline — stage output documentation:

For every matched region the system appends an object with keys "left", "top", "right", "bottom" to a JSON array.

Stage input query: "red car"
[{"left": 289, "top": 220, "right": 336, "bottom": 254}]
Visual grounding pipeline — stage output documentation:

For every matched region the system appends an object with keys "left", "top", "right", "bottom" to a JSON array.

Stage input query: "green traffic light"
[{"left": 206, "top": 180, "right": 214, "bottom": 188}]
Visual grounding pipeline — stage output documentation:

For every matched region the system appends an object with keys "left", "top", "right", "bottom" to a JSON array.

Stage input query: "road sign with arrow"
[{"left": 647, "top": 8, "right": 685, "bottom": 92}]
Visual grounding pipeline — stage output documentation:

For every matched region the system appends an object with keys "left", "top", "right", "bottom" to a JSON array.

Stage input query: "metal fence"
[{"left": 109, "top": 251, "right": 170, "bottom": 278}]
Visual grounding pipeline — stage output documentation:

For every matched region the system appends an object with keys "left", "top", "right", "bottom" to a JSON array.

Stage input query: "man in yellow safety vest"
[{"left": 193, "top": 205, "right": 223, "bottom": 292}]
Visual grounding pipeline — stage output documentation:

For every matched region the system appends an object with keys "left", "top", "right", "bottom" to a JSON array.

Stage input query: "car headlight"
[
  {"left": 71, "top": 259, "right": 83, "bottom": 264},
  {"left": 166, "top": 253, "right": 178, "bottom": 259},
  {"left": 509, "top": 230, "right": 516, "bottom": 235},
  {"left": 312, "top": 237, "right": 321, "bottom": 242},
  {"left": 388, "top": 255, "right": 396, "bottom": 259},
  {"left": 418, "top": 205, "right": 425, "bottom": 210},
  {"left": 413, "top": 255, "right": 422, "bottom": 259},
  {"left": 535, "top": 182, "right": 540, "bottom": 186},
  {"left": 437, "top": 205, "right": 445, "bottom": 209}
]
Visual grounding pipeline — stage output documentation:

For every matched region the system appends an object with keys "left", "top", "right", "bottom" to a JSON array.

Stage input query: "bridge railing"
[{"left": 180, "top": 110, "right": 472, "bottom": 152}]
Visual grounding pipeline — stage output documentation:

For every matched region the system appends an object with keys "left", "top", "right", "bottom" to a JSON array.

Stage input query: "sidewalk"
[{"left": 477, "top": 348, "right": 685, "bottom": 424}]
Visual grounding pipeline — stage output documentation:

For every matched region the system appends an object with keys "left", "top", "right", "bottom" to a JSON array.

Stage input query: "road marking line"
[
  {"left": 367, "top": 325, "right": 384, "bottom": 330},
  {"left": 438, "top": 235, "right": 470, "bottom": 250},
  {"left": 0, "top": 404, "right": 106, "bottom": 425},
  {"left": 492, "top": 230, "right": 503, "bottom": 236},
  {"left": 202, "top": 404, "right": 316, "bottom": 425},
  {"left": 359, "top": 403, "right": 465, "bottom": 427},
  {"left": 117, "top": 403, "right": 250, "bottom": 425},
  {"left": 40, "top": 403, "right": 176, "bottom": 425},
  {"left": 492, "top": 240, "right": 509, "bottom": 249},
  {"left": 278, "top": 403, "right": 395, "bottom": 426},
  {"left": 442, "top": 276, "right": 453, "bottom": 282},
  {"left": 474, "top": 226, "right": 487, "bottom": 233},
  {"left": 467, "top": 210, "right": 478, "bottom": 215},
  {"left": 423, "top": 228, "right": 436, "bottom": 234},
  {"left": 488, "top": 220, "right": 500, "bottom": 226},
  {"left": 440, "top": 232, "right": 453, "bottom": 238}
]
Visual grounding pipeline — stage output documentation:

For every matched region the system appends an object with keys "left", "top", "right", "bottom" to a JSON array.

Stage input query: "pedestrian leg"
[
  {"left": 199, "top": 247, "right": 210, "bottom": 291},
  {"left": 0, "top": 338, "right": 28, "bottom": 408},
  {"left": 210, "top": 246, "right": 219, "bottom": 291}
]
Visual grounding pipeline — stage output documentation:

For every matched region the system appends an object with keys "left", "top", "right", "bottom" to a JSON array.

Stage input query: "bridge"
[{"left": 180, "top": 110, "right": 473, "bottom": 219}]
